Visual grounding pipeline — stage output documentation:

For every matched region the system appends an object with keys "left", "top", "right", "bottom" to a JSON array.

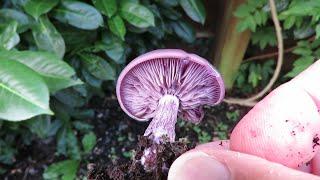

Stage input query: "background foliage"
[
  {"left": 234, "top": 0, "right": 320, "bottom": 94},
  {"left": 0, "top": 0, "right": 206, "bottom": 178},
  {"left": 1, "top": 0, "right": 320, "bottom": 178}
]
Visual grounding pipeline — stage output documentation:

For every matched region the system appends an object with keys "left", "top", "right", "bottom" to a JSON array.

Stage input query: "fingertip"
[{"left": 168, "top": 151, "right": 231, "bottom": 180}]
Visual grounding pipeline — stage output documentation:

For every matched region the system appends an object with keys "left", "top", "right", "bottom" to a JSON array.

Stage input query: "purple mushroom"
[{"left": 116, "top": 49, "right": 225, "bottom": 143}]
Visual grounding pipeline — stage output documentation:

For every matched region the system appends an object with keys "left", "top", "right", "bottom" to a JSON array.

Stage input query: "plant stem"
[{"left": 144, "top": 95, "right": 179, "bottom": 143}]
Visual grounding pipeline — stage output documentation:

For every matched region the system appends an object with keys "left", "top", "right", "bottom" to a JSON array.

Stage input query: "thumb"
[{"left": 168, "top": 148, "right": 320, "bottom": 180}]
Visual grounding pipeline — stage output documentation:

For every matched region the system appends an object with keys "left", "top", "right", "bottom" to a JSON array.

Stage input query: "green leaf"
[
  {"left": 82, "top": 69, "right": 103, "bottom": 88},
  {"left": 120, "top": 2, "right": 155, "bottom": 28},
  {"left": 179, "top": 0, "right": 206, "bottom": 24},
  {"left": 82, "top": 131, "right": 97, "bottom": 153},
  {"left": 285, "top": 57, "right": 315, "bottom": 78},
  {"left": 43, "top": 160, "right": 79, "bottom": 180},
  {"left": 102, "top": 33, "right": 125, "bottom": 63},
  {"left": 0, "top": 9, "right": 32, "bottom": 33},
  {"left": 248, "top": 63, "right": 262, "bottom": 87},
  {"left": 92, "top": 0, "right": 117, "bottom": 17},
  {"left": 108, "top": 15, "right": 126, "bottom": 40},
  {"left": 25, "top": 116, "right": 61, "bottom": 138},
  {"left": 251, "top": 27, "right": 277, "bottom": 49},
  {"left": 283, "top": 16, "right": 295, "bottom": 30},
  {"left": 23, "top": 0, "right": 59, "bottom": 19},
  {"left": 53, "top": 1, "right": 103, "bottom": 30},
  {"left": 56, "top": 127, "right": 81, "bottom": 159},
  {"left": 0, "top": 50, "right": 81, "bottom": 93},
  {"left": 55, "top": 89, "right": 86, "bottom": 108},
  {"left": 234, "top": 4, "right": 251, "bottom": 18},
  {"left": 0, "top": 60, "right": 52, "bottom": 121},
  {"left": 171, "top": 21, "right": 195, "bottom": 43},
  {"left": 292, "top": 47, "right": 312, "bottom": 56},
  {"left": 56, "top": 23, "right": 97, "bottom": 51},
  {"left": 316, "top": 24, "right": 320, "bottom": 39},
  {"left": 32, "top": 16, "right": 66, "bottom": 58},
  {"left": 79, "top": 53, "right": 116, "bottom": 80},
  {"left": 0, "top": 21, "right": 20, "bottom": 50},
  {"left": 158, "top": 0, "right": 179, "bottom": 7}
]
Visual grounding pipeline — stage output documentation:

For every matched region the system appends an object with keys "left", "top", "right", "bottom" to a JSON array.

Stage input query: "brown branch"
[
  {"left": 244, "top": 35, "right": 316, "bottom": 63},
  {"left": 224, "top": 0, "right": 284, "bottom": 107}
]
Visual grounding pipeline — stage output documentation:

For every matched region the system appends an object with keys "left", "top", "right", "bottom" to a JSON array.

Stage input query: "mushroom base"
[{"left": 144, "top": 95, "right": 179, "bottom": 143}]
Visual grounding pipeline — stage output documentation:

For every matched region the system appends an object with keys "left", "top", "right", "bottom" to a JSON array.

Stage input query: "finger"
[
  {"left": 196, "top": 141, "right": 313, "bottom": 174},
  {"left": 312, "top": 151, "right": 320, "bottom": 175},
  {"left": 230, "top": 82, "right": 320, "bottom": 168},
  {"left": 168, "top": 149, "right": 320, "bottom": 180}
]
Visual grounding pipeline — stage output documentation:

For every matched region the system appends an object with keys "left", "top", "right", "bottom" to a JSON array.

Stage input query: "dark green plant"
[
  {"left": 0, "top": 0, "right": 206, "bottom": 177},
  {"left": 234, "top": 0, "right": 320, "bottom": 92}
]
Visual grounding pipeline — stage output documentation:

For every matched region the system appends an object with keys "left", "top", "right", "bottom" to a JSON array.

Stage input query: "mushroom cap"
[{"left": 116, "top": 49, "right": 225, "bottom": 122}]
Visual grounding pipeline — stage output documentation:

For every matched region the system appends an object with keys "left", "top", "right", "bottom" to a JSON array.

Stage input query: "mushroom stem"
[{"left": 144, "top": 95, "right": 179, "bottom": 143}]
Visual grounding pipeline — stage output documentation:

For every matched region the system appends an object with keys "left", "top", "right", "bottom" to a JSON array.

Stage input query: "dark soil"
[
  {"left": 87, "top": 136, "right": 193, "bottom": 180},
  {"left": 85, "top": 97, "right": 248, "bottom": 180},
  {"left": 1, "top": 96, "right": 248, "bottom": 180}
]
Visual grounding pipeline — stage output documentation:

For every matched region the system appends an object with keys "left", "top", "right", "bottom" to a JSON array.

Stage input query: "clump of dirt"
[{"left": 87, "top": 136, "right": 195, "bottom": 180}]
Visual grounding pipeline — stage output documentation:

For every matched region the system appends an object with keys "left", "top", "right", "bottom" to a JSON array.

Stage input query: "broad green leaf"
[
  {"left": 53, "top": 1, "right": 103, "bottom": 30},
  {"left": 0, "top": 60, "right": 52, "bottom": 121},
  {"left": 32, "top": 16, "right": 66, "bottom": 58},
  {"left": 56, "top": 23, "right": 97, "bottom": 51},
  {"left": 43, "top": 160, "right": 79, "bottom": 180},
  {"left": 92, "top": 0, "right": 117, "bottom": 17},
  {"left": 79, "top": 53, "right": 116, "bottom": 80},
  {"left": 157, "top": 0, "right": 179, "bottom": 7},
  {"left": 160, "top": 7, "right": 182, "bottom": 20},
  {"left": 0, "top": 50, "right": 81, "bottom": 93},
  {"left": 120, "top": 2, "right": 155, "bottom": 28},
  {"left": 82, "top": 131, "right": 97, "bottom": 153},
  {"left": 0, "top": 9, "right": 31, "bottom": 33},
  {"left": 82, "top": 69, "right": 103, "bottom": 88},
  {"left": 55, "top": 89, "right": 86, "bottom": 108},
  {"left": 108, "top": 15, "right": 126, "bottom": 40},
  {"left": 23, "top": 0, "right": 59, "bottom": 19},
  {"left": 171, "top": 21, "right": 195, "bottom": 43},
  {"left": 179, "top": 0, "right": 206, "bottom": 24},
  {"left": 102, "top": 33, "right": 126, "bottom": 64},
  {"left": 0, "top": 21, "right": 20, "bottom": 50}
]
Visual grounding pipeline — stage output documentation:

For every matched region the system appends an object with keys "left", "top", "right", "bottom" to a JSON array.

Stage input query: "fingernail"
[{"left": 168, "top": 151, "right": 231, "bottom": 180}]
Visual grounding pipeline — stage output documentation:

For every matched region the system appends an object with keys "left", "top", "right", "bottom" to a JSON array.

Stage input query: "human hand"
[{"left": 168, "top": 60, "right": 320, "bottom": 180}]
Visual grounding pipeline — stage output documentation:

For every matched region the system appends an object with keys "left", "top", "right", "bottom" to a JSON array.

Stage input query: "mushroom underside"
[{"left": 120, "top": 57, "right": 222, "bottom": 124}]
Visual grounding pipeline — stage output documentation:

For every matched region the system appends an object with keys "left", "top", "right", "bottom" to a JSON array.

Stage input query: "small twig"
[
  {"left": 224, "top": 0, "right": 283, "bottom": 107},
  {"left": 243, "top": 46, "right": 294, "bottom": 62},
  {"left": 195, "top": 31, "right": 214, "bottom": 38},
  {"left": 243, "top": 35, "right": 315, "bottom": 63}
]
